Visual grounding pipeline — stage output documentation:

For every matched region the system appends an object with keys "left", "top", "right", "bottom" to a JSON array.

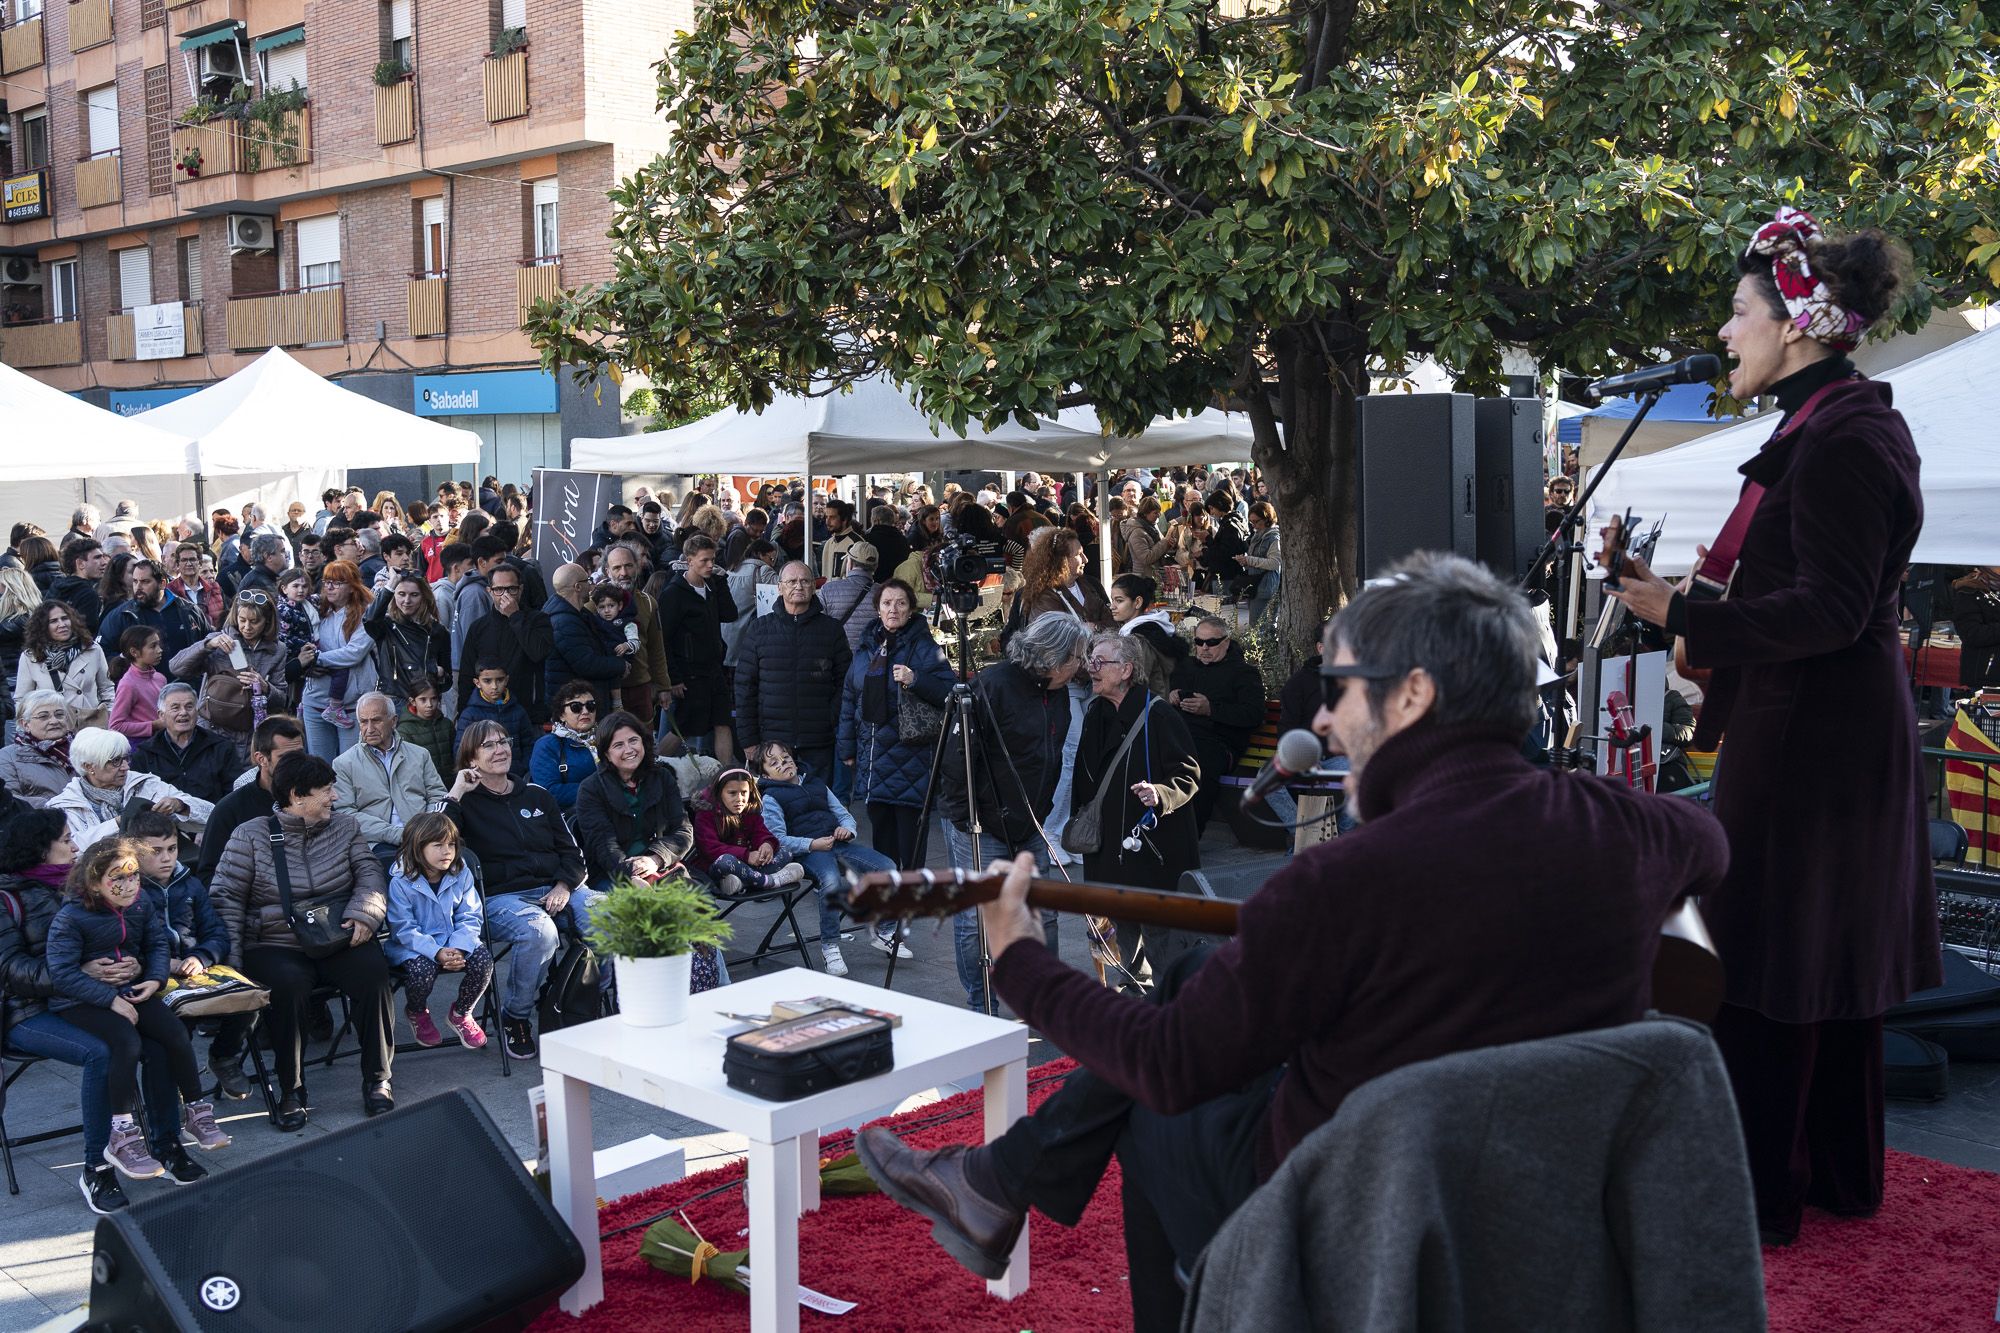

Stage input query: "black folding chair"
[
  {"left": 701, "top": 867, "right": 819, "bottom": 973},
  {"left": 0, "top": 1053, "right": 82, "bottom": 1196}
]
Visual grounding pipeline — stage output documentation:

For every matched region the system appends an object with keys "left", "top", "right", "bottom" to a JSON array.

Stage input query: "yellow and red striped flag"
[{"left": 1944, "top": 709, "right": 2000, "bottom": 868}]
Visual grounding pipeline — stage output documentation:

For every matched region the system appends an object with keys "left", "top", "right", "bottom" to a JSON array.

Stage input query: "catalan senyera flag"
[{"left": 1944, "top": 709, "right": 2000, "bottom": 867}]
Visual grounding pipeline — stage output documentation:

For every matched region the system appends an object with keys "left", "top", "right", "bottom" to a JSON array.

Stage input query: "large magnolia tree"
[{"left": 529, "top": 0, "right": 2000, "bottom": 654}]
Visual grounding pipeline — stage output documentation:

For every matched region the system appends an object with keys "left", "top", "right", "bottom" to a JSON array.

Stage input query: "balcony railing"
[
  {"left": 75, "top": 150, "right": 122, "bottom": 209},
  {"left": 483, "top": 49, "right": 527, "bottom": 122},
  {"left": 242, "top": 104, "right": 310, "bottom": 173},
  {"left": 0, "top": 317, "right": 84, "bottom": 369},
  {"left": 408, "top": 273, "right": 446, "bottom": 337},
  {"left": 375, "top": 78, "right": 415, "bottom": 146},
  {"left": 106, "top": 303, "right": 204, "bottom": 360},
  {"left": 0, "top": 15, "right": 43, "bottom": 73},
  {"left": 68, "top": 0, "right": 112, "bottom": 52},
  {"left": 226, "top": 283, "right": 343, "bottom": 350},
  {"left": 517, "top": 256, "right": 562, "bottom": 326},
  {"left": 171, "top": 119, "right": 243, "bottom": 180}
]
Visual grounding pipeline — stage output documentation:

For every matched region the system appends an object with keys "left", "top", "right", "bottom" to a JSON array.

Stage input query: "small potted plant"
[
  {"left": 490, "top": 25, "right": 527, "bottom": 58},
  {"left": 174, "top": 147, "right": 203, "bottom": 178},
  {"left": 585, "top": 875, "right": 732, "bottom": 1027},
  {"left": 373, "top": 59, "right": 410, "bottom": 87}
]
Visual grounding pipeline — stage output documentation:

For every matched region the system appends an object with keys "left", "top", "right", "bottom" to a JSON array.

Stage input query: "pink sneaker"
[
  {"left": 407, "top": 1009, "right": 443, "bottom": 1047},
  {"left": 103, "top": 1120, "right": 163, "bottom": 1180},
  {"left": 446, "top": 1009, "right": 487, "bottom": 1049}
]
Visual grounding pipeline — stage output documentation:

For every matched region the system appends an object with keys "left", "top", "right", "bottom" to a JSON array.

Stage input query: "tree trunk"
[{"left": 1252, "top": 330, "right": 1360, "bottom": 671}]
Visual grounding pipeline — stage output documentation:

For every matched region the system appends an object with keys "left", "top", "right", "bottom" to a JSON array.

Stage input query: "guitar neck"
[{"left": 1023, "top": 877, "right": 1242, "bottom": 936}]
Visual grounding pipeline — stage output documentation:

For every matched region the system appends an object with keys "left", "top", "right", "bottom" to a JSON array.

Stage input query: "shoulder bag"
[
  {"left": 266, "top": 817, "right": 352, "bottom": 958},
  {"left": 895, "top": 644, "right": 945, "bottom": 743},
  {"left": 1062, "top": 699, "right": 1154, "bottom": 857}
]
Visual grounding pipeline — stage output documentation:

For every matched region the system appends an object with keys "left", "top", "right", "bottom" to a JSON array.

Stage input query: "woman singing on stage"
[{"left": 1610, "top": 207, "right": 1939, "bottom": 1244}]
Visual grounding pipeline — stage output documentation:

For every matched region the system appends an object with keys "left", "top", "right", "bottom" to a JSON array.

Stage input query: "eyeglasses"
[
  {"left": 235, "top": 590, "right": 271, "bottom": 607},
  {"left": 779, "top": 578, "right": 814, "bottom": 588},
  {"left": 1192, "top": 635, "right": 1228, "bottom": 648},
  {"left": 1320, "top": 662, "right": 1406, "bottom": 710},
  {"left": 1086, "top": 657, "right": 1125, "bottom": 671},
  {"left": 490, "top": 584, "right": 521, "bottom": 595},
  {"left": 563, "top": 700, "right": 596, "bottom": 714}
]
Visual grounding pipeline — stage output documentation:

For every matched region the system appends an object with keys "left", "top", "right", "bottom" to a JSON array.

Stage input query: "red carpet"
[{"left": 532, "top": 1059, "right": 2000, "bottom": 1331}]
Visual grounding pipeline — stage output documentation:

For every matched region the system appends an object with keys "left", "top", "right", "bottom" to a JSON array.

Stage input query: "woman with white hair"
[
  {"left": 0, "top": 692, "right": 79, "bottom": 805},
  {"left": 47, "top": 728, "right": 212, "bottom": 852}
]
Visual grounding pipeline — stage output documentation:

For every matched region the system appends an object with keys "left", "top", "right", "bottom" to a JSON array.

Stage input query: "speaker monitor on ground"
[
  {"left": 85, "top": 1088, "right": 583, "bottom": 1333},
  {"left": 1353, "top": 393, "right": 1478, "bottom": 580}
]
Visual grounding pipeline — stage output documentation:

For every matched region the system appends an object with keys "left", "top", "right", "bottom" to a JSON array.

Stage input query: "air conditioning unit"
[
  {"left": 227, "top": 214, "right": 273, "bottom": 253},
  {"left": 0, "top": 257, "right": 42, "bottom": 287},
  {"left": 200, "top": 39, "right": 244, "bottom": 82}
]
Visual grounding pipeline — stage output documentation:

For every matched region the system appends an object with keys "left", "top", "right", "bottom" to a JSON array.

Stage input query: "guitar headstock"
[
  {"left": 1596, "top": 509, "right": 1664, "bottom": 592},
  {"left": 837, "top": 868, "right": 1004, "bottom": 923}
]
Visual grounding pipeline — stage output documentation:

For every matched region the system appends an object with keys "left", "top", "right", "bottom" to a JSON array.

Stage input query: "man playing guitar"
[{"left": 857, "top": 552, "right": 1731, "bottom": 1330}]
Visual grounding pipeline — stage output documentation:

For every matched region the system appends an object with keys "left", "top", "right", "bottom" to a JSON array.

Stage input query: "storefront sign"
[
  {"left": 2, "top": 170, "right": 49, "bottom": 223},
  {"left": 107, "top": 386, "right": 201, "bottom": 417},
  {"left": 133, "top": 302, "right": 186, "bottom": 361},
  {"left": 413, "top": 369, "right": 557, "bottom": 417},
  {"left": 532, "top": 467, "right": 622, "bottom": 571}
]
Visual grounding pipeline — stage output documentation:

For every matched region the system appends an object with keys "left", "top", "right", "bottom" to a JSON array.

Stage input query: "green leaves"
[{"left": 584, "top": 876, "right": 734, "bottom": 960}]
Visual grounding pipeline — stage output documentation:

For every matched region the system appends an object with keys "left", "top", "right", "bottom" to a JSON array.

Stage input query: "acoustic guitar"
[{"left": 842, "top": 869, "right": 1726, "bottom": 1023}]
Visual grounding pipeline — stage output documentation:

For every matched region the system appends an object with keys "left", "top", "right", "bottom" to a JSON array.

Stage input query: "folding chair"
[
  {"left": 0, "top": 1054, "right": 82, "bottom": 1196},
  {"left": 702, "top": 867, "right": 819, "bottom": 973}
]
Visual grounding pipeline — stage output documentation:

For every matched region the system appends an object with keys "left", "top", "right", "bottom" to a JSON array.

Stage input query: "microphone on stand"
[
  {"left": 1588, "top": 353, "right": 1723, "bottom": 398},
  {"left": 1243, "top": 729, "right": 1327, "bottom": 808}
]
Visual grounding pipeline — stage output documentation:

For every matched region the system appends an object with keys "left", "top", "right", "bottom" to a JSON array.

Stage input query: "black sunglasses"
[
  {"left": 563, "top": 700, "right": 596, "bottom": 714},
  {"left": 1320, "top": 662, "right": 1406, "bottom": 710},
  {"left": 1192, "top": 635, "right": 1228, "bottom": 647}
]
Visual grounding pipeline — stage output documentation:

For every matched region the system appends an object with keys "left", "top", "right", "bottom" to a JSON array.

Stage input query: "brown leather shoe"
[{"left": 856, "top": 1126, "right": 1023, "bottom": 1280}]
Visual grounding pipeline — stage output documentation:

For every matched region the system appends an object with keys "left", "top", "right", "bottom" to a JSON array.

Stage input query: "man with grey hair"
[
  {"left": 935, "top": 610, "right": 1091, "bottom": 1010},
  {"left": 132, "top": 681, "right": 244, "bottom": 803},
  {"left": 859, "top": 553, "right": 1733, "bottom": 1324},
  {"left": 1168, "top": 616, "right": 1268, "bottom": 834},
  {"left": 733, "top": 560, "right": 851, "bottom": 776},
  {"left": 63, "top": 505, "right": 102, "bottom": 550},
  {"left": 238, "top": 533, "right": 290, "bottom": 600},
  {"left": 333, "top": 691, "right": 447, "bottom": 865}
]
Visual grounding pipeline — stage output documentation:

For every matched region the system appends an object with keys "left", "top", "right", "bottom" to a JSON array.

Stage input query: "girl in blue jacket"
[
  {"left": 46, "top": 839, "right": 231, "bottom": 1183},
  {"left": 384, "top": 813, "right": 492, "bottom": 1050}
]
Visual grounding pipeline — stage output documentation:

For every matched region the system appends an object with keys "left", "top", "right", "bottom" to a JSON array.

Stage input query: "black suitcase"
[
  {"left": 724, "top": 1008, "right": 894, "bottom": 1100},
  {"left": 1884, "top": 1028, "right": 1950, "bottom": 1101}
]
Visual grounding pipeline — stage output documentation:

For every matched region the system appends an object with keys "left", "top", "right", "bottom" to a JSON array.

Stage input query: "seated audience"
[
  {"left": 333, "top": 692, "right": 447, "bottom": 864},
  {"left": 531, "top": 681, "right": 600, "bottom": 811},
  {"left": 49, "top": 728, "right": 212, "bottom": 852},
  {"left": 131, "top": 683, "right": 244, "bottom": 805},
  {"left": 689, "top": 767, "right": 806, "bottom": 894},
  {"left": 754, "top": 742, "right": 901, "bottom": 976},
  {"left": 194, "top": 716, "right": 306, "bottom": 886},
  {"left": 454, "top": 660, "right": 533, "bottom": 781},
  {"left": 0, "top": 691, "right": 79, "bottom": 806},
  {"left": 382, "top": 813, "right": 491, "bottom": 1050},
  {"left": 574, "top": 710, "right": 694, "bottom": 887},
  {"left": 1168, "top": 617, "right": 1268, "bottom": 833}
]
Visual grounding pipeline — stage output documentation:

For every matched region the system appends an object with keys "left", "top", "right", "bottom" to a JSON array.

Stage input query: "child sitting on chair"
[
  {"left": 382, "top": 813, "right": 491, "bottom": 1050},
  {"left": 752, "top": 742, "right": 905, "bottom": 978},
  {"left": 689, "top": 768, "right": 807, "bottom": 897}
]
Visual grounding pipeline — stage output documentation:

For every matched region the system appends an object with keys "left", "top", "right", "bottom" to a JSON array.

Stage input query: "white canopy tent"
[{"left": 1587, "top": 322, "right": 2000, "bottom": 573}]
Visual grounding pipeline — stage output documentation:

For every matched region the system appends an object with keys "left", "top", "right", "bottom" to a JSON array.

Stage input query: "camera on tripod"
[{"left": 932, "top": 534, "right": 1005, "bottom": 612}]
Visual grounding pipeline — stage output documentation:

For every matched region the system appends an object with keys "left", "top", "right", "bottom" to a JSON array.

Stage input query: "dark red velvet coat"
[{"left": 1683, "top": 377, "right": 1940, "bottom": 1023}]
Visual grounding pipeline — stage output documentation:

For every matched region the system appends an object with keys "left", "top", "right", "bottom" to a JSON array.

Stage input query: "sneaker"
[
  {"left": 158, "top": 1144, "right": 209, "bottom": 1186},
  {"left": 871, "top": 931, "right": 913, "bottom": 959},
  {"left": 503, "top": 1016, "right": 537, "bottom": 1060},
  {"left": 773, "top": 862, "right": 808, "bottom": 886},
  {"left": 181, "top": 1100, "right": 231, "bottom": 1152},
  {"left": 79, "top": 1165, "right": 129, "bottom": 1214},
  {"left": 103, "top": 1121, "right": 164, "bottom": 1180},
  {"left": 207, "top": 1052, "right": 250, "bottom": 1101},
  {"left": 447, "top": 1009, "right": 487, "bottom": 1049},
  {"left": 821, "top": 944, "right": 848, "bottom": 977},
  {"left": 407, "top": 1008, "right": 443, "bottom": 1047},
  {"left": 717, "top": 873, "right": 745, "bottom": 896}
]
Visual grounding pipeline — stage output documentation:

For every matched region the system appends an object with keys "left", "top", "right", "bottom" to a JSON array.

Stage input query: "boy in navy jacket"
[{"left": 454, "top": 661, "right": 534, "bottom": 779}]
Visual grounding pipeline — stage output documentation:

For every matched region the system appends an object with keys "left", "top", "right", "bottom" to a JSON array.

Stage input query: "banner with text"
[{"left": 532, "top": 468, "right": 622, "bottom": 572}]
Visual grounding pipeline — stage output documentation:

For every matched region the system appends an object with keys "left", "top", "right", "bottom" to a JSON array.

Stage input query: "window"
[
  {"left": 500, "top": 0, "right": 525, "bottom": 30},
  {"left": 420, "top": 195, "right": 445, "bottom": 276},
  {"left": 14, "top": 0, "right": 45, "bottom": 19},
  {"left": 181, "top": 236, "right": 203, "bottom": 303},
  {"left": 84, "top": 85, "right": 120, "bottom": 157},
  {"left": 530, "top": 179, "right": 557, "bottom": 261},
  {"left": 295, "top": 214, "right": 340, "bottom": 288},
  {"left": 20, "top": 110, "right": 49, "bottom": 171},
  {"left": 385, "top": 0, "right": 412, "bottom": 68},
  {"left": 258, "top": 30, "right": 306, "bottom": 93},
  {"left": 48, "top": 259, "right": 79, "bottom": 322},
  {"left": 117, "top": 246, "right": 152, "bottom": 310}
]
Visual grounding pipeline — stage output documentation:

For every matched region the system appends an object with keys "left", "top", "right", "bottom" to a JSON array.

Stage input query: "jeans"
[
  {"left": 940, "top": 818, "right": 1059, "bottom": 1011},
  {"left": 303, "top": 712, "right": 357, "bottom": 759},
  {"left": 6, "top": 1010, "right": 181, "bottom": 1161},
  {"left": 1039, "top": 681, "right": 1089, "bottom": 855},
  {"left": 482, "top": 886, "right": 606, "bottom": 1021},
  {"left": 798, "top": 843, "right": 898, "bottom": 944}
]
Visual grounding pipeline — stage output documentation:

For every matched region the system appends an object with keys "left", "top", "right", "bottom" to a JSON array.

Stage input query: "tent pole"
[
  {"left": 1096, "top": 470, "right": 1112, "bottom": 577},
  {"left": 194, "top": 473, "right": 207, "bottom": 539}
]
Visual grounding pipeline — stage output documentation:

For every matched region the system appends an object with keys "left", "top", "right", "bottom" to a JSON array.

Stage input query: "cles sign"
[{"left": 3, "top": 170, "right": 49, "bottom": 223}]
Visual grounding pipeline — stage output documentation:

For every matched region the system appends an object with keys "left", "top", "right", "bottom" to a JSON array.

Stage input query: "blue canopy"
[{"left": 1558, "top": 381, "right": 1733, "bottom": 444}]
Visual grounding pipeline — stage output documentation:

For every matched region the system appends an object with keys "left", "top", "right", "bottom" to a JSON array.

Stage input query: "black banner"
[{"left": 532, "top": 468, "right": 622, "bottom": 572}]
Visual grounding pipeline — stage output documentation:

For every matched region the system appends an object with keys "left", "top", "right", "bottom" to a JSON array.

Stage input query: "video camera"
[{"left": 930, "top": 534, "right": 1005, "bottom": 612}]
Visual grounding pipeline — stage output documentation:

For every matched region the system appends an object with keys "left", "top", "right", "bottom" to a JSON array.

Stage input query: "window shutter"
[
  {"left": 501, "top": 0, "right": 526, "bottom": 29},
  {"left": 420, "top": 196, "right": 445, "bottom": 272},
  {"left": 86, "top": 85, "right": 120, "bottom": 156},
  {"left": 390, "top": 0, "right": 411, "bottom": 41},
  {"left": 295, "top": 214, "right": 341, "bottom": 278},
  {"left": 264, "top": 39, "right": 307, "bottom": 92},
  {"left": 184, "top": 237, "right": 204, "bottom": 303},
  {"left": 118, "top": 247, "right": 153, "bottom": 310}
]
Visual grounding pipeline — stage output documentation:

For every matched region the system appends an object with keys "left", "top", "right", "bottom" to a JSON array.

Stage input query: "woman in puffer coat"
[{"left": 835, "top": 580, "right": 955, "bottom": 868}]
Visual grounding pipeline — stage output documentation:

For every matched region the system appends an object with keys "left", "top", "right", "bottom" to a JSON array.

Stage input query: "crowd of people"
[{"left": 0, "top": 464, "right": 1291, "bottom": 1215}]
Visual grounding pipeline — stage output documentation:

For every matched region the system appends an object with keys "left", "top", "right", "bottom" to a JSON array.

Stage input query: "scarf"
[
  {"left": 20, "top": 863, "right": 69, "bottom": 891},
  {"left": 79, "top": 779, "right": 128, "bottom": 823},
  {"left": 41, "top": 643, "right": 80, "bottom": 679},
  {"left": 1744, "top": 207, "right": 1868, "bottom": 352},
  {"left": 27, "top": 734, "right": 71, "bottom": 772},
  {"left": 550, "top": 722, "right": 591, "bottom": 744}
]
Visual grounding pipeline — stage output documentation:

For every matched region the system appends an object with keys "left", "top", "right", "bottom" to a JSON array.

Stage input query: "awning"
[
  {"left": 179, "top": 22, "right": 244, "bottom": 51},
  {"left": 251, "top": 25, "right": 304, "bottom": 52}
]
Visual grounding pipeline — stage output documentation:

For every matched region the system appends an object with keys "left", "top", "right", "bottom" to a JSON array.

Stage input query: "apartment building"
[{"left": 0, "top": 0, "right": 679, "bottom": 493}]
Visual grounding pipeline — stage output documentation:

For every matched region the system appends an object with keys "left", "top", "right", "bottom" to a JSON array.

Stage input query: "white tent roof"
[
  {"left": 0, "top": 362, "right": 195, "bottom": 481},
  {"left": 138, "top": 347, "right": 482, "bottom": 474},
  {"left": 1588, "top": 322, "right": 2000, "bottom": 573},
  {"left": 572, "top": 374, "right": 1257, "bottom": 475}
]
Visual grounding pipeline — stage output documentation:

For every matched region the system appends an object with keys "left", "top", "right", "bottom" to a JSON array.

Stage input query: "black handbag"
[
  {"left": 266, "top": 818, "right": 352, "bottom": 959},
  {"left": 896, "top": 686, "right": 945, "bottom": 744},
  {"left": 1062, "top": 699, "right": 1153, "bottom": 857},
  {"left": 538, "top": 933, "right": 605, "bottom": 1032}
]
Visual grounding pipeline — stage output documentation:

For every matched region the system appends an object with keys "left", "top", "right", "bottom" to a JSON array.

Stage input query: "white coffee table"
[{"left": 540, "top": 968, "right": 1031, "bottom": 1331}]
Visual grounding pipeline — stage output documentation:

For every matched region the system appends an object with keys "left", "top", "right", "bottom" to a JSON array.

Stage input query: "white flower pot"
[{"left": 617, "top": 952, "right": 692, "bottom": 1027}]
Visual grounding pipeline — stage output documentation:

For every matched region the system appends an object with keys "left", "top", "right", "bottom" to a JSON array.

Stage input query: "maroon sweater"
[{"left": 993, "top": 720, "right": 1730, "bottom": 1179}]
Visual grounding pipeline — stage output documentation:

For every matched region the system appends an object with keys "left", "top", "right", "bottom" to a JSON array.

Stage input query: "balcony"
[
  {"left": 375, "top": 78, "right": 414, "bottom": 146},
  {"left": 0, "top": 318, "right": 84, "bottom": 369},
  {"left": 408, "top": 274, "right": 446, "bottom": 337},
  {"left": 106, "top": 304, "right": 204, "bottom": 360},
  {"left": 226, "top": 283, "right": 343, "bottom": 351},
  {"left": 483, "top": 50, "right": 528, "bottom": 122},
  {"left": 75, "top": 151, "right": 121, "bottom": 210},
  {"left": 517, "top": 257, "right": 562, "bottom": 327},
  {"left": 0, "top": 15, "right": 42, "bottom": 73},
  {"left": 68, "top": 0, "right": 112, "bottom": 52},
  {"left": 242, "top": 103, "right": 310, "bottom": 173},
  {"left": 171, "top": 118, "right": 243, "bottom": 179}
]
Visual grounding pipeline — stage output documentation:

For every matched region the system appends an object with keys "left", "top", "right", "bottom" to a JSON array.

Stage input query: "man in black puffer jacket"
[
  {"left": 1169, "top": 618, "right": 1269, "bottom": 833},
  {"left": 733, "top": 562, "right": 852, "bottom": 777},
  {"left": 131, "top": 684, "right": 246, "bottom": 805}
]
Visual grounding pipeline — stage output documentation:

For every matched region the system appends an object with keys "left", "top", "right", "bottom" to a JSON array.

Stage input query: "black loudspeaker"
[
  {"left": 86, "top": 1089, "right": 584, "bottom": 1332},
  {"left": 1474, "top": 397, "right": 1546, "bottom": 583},
  {"left": 1354, "top": 394, "right": 1477, "bottom": 579}
]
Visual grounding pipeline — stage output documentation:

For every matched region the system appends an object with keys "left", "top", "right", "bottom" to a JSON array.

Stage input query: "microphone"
[
  {"left": 1588, "top": 353, "right": 1722, "bottom": 398},
  {"left": 1243, "top": 729, "right": 1325, "bottom": 808}
]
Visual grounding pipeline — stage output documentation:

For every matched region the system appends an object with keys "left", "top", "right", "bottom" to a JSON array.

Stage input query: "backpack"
[{"left": 537, "top": 933, "right": 605, "bottom": 1031}]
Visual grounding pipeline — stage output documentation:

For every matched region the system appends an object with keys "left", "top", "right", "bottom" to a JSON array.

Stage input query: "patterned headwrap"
[{"left": 1743, "top": 206, "right": 1868, "bottom": 352}]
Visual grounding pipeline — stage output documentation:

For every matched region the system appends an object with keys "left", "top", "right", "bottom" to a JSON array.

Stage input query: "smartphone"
[{"left": 227, "top": 642, "right": 249, "bottom": 671}]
